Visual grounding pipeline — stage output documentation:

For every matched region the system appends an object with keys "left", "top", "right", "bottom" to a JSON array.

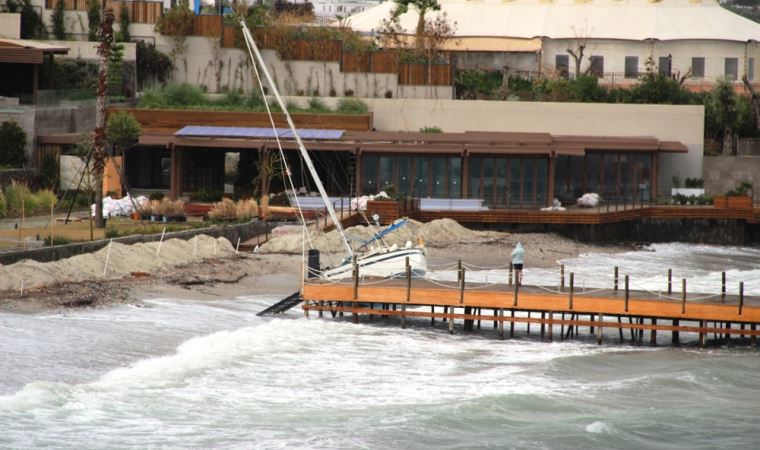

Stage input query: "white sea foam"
[{"left": 585, "top": 421, "right": 612, "bottom": 434}]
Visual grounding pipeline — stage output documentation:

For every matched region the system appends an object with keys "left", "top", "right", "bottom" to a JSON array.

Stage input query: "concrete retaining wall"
[
  {"left": 0, "top": 220, "right": 284, "bottom": 266},
  {"left": 703, "top": 155, "right": 760, "bottom": 197}
]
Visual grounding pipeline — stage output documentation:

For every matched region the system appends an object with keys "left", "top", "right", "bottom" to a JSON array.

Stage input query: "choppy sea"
[{"left": 1, "top": 243, "right": 759, "bottom": 449}]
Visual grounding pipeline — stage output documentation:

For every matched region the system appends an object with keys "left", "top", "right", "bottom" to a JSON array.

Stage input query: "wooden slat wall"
[
  {"left": 112, "top": 108, "right": 373, "bottom": 131},
  {"left": 342, "top": 51, "right": 398, "bottom": 74},
  {"left": 112, "top": 1, "right": 163, "bottom": 24},
  {"left": 46, "top": 0, "right": 88, "bottom": 11},
  {"left": 221, "top": 26, "right": 237, "bottom": 48},
  {"left": 193, "top": 14, "right": 223, "bottom": 37},
  {"left": 399, "top": 63, "right": 453, "bottom": 86}
]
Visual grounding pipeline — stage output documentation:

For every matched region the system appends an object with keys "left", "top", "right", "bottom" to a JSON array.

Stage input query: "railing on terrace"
[
  {"left": 399, "top": 62, "right": 453, "bottom": 86},
  {"left": 44, "top": 0, "right": 163, "bottom": 23}
]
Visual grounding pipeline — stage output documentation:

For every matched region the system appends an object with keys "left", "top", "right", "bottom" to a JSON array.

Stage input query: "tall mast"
[{"left": 240, "top": 21, "right": 354, "bottom": 257}]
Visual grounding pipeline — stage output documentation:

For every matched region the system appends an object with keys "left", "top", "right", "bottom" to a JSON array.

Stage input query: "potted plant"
[
  {"left": 159, "top": 198, "right": 187, "bottom": 222},
  {"left": 149, "top": 199, "right": 163, "bottom": 222},
  {"left": 725, "top": 181, "right": 753, "bottom": 209}
]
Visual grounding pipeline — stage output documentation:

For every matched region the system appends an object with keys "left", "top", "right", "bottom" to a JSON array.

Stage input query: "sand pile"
[
  {"left": 0, "top": 235, "right": 234, "bottom": 292},
  {"left": 261, "top": 218, "right": 486, "bottom": 254}
]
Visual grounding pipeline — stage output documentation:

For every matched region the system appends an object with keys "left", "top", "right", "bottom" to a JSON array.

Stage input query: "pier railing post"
[
  {"left": 614, "top": 266, "right": 619, "bottom": 292},
  {"left": 457, "top": 260, "right": 462, "bottom": 283},
  {"left": 513, "top": 279, "right": 519, "bottom": 307},
  {"left": 560, "top": 264, "right": 565, "bottom": 292},
  {"left": 721, "top": 271, "right": 726, "bottom": 303},
  {"left": 667, "top": 269, "right": 672, "bottom": 295},
  {"left": 509, "top": 262, "right": 513, "bottom": 286},
  {"left": 403, "top": 257, "right": 410, "bottom": 329},
  {"left": 624, "top": 275, "right": 629, "bottom": 313},
  {"left": 459, "top": 266, "right": 466, "bottom": 305},
  {"left": 681, "top": 278, "right": 687, "bottom": 314},
  {"left": 568, "top": 272, "right": 574, "bottom": 310},
  {"left": 739, "top": 282, "right": 744, "bottom": 316},
  {"left": 352, "top": 257, "right": 359, "bottom": 324}
]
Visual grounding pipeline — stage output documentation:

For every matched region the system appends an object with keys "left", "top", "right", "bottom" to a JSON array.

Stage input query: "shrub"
[
  {"left": 87, "top": 0, "right": 100, "bottom": 41},
  {"left": 34, "top": 189, "right": 58, "bottom": 212},
  {"left": 158, "top": 198, "right": 185, "bottom": 216},
  {"left": 208, "top": 198, "right": 237, "bottom": 220},
  {"left": 419, "top": 126, "right": 442, "bottom": 133},
  {"left": 0, "top": 121, "right": 27, "bottom": 168},
  {"left": 163, "top": 83, "right": 205, "bottom": 107},
  {"left": 138, "top": 88, "right": 166, "bottom": 108},
  {"left": 336, "top": 98, "right": 368, "bottom": 114},
  {"left": 52, "top": 0, "right": 66, "bottom": 40},
  {"left": 116, "top": 3, "right": 131, "bottom": 42},
  {"left": 6, "top": 0, "right": 45, "bottom": 39},
  {"left": 5, "top": 181, "right": 33, "bottom": 215},
  {"left": 44, "top": 235, "right": 72, "bottom": 246},
  {"left": 36, "top": 152, "right": 60, "bottom": 191},
  {"left": 385, "top": 90, "right": 393, "bottom": 98},
  {"left": 235, "top": 198, "right": 259, "bottom": 220},
  {"left": 105, "top": 226, "right": 119, "bottom": 238},
  {"left": 106, "top": 111, "right": 142, "bottom": 150},
  {"left": 307, "top": 97, "right": 331, "bottom": 113},
  {"left": 136, "top": 41, "right": 173, "bottom": 88},
  {"left": 0, "top": 189, "right": 6, "bottom": 218}
]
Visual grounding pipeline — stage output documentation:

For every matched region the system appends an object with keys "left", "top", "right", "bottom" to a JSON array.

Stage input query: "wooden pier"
[{"left": 300, "top": 266, "right": 760, "bottom": 347}]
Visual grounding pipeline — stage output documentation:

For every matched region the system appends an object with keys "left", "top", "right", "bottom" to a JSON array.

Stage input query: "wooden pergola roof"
[
  {"left": 38, "top": 129, "right": 688, "bottom": 155},
  {"left": 0, "top": 39, "right": 69, "bottom": 64}
]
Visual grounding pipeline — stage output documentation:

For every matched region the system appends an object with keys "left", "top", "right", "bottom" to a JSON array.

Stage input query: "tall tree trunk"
[
  {"left": 93, "top": 3, "right": 114, "bottom": 228},
  {"left": 722, "top": 127, "right": 734, "bottom": 156},
  {"left": 415, "top": 11, "right": 425, "bottom": 53}
]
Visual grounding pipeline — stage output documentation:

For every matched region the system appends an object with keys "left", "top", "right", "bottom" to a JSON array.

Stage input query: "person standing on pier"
[{"left": 511, "top": 242, "right": 525, "bottom": 285}]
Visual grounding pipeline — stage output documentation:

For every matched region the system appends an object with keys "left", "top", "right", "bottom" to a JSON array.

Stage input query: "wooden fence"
[
  {"left": 341, "top": 51, "right": 398, "bottom": 74},
  {"left": 399, "top": 63, "right": 453, "bottom": 86},
  {"left": 193, "top": 14, "right": 223, "bottom": 38},
  {"left": 112, "top": 0, "right": 163, "bottom": 24},
  {"left": 46, "top": 0, "right": 162, "bottom": 22}
]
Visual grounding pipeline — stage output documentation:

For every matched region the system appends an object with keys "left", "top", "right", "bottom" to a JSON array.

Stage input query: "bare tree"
[
  {"left": 392, "top": 0, "right": 441, "bottom": 52},
  {"left": 566, "top": 23, "right": 591, "bottom": 77}
]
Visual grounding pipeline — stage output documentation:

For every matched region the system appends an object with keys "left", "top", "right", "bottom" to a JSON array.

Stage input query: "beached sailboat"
[{"left": 239, "top": 20, "right": 427, "bottom": 280}]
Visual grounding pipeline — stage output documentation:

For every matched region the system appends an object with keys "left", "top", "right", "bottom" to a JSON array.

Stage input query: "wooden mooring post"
[
  {"left": 614, "top": 266, "right": 619, "bottom": 292},
  {"left": 722, "top": 271, "right": 727, "bottom": 303}
]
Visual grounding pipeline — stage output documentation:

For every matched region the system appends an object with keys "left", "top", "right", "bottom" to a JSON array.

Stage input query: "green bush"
[
  {"left": 164, "top": 83, "right": 205, "bottom": 106},
  {"left": 307, "top": 97, "right": 331, "bottom": 113},
  {"left": 419, "top": 126, "right": 442, "bottom": 133},
  {"left": 0, "top": 121, "right": 27, "bottom": 168},
  {"left": 5, "top": 181, "right": 33, "bottom": 215},
  {"left": 336, "top": 98, "right": 368, "bottom": 114},
  {"left": 87, "top": 0, "right": 100, "bottom": 41},
  {"left": 106, "top": 111, "right": 142, "bottom": 150},
  {"left": 34, "top": 189, "right": 57, "bottom": 212},
  {"left": 43, "top": 235, "right": 72, "bottom": 246},
  {"left": 136, "top": 41, "right": 173, "bottom": 88},
  {"left": 52, "top": 0, "right": 66, "bottom": 40},
  {"left": 0, "top": 190, "right": 6, "bottom": 218}
]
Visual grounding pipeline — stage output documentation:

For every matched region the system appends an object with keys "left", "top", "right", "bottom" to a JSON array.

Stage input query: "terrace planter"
[
  {"left": 366, "top": 199, "right": 419, "bottom": 225},
  {"left": 727, "top": 195, "right": 752, "bottom": 209},
  {"left": 713, "top": 195, "right": 727, "bottom": 208}
]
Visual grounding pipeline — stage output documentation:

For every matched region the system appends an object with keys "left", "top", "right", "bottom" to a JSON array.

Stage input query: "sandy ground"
[{"left": 0, "top": 223, "right": 630, "bottom": 314}]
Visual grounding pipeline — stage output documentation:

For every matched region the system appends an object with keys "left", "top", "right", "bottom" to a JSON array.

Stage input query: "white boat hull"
[{"left": 322, "top": 247, "right": 426, "bottom": 280}]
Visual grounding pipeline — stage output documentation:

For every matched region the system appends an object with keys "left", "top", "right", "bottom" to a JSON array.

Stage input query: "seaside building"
[{"left": 345, "top": 0, "right": 760, "bottom": 88}]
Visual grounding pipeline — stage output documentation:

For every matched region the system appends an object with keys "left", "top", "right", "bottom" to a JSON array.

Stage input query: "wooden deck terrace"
[
  {"left": 301, "top": 276, "right": 760, "bottom": 347},
  {"left": 413, "top": 205, "right": 760, "bottom": 225}
]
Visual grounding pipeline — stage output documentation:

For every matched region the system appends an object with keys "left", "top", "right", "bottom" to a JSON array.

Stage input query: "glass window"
[
  {"left": 379, "top": 156, "right": 394, "bottom": 192},
  {"left": 509, "top": 159, "right": 521, "bottom": 206},
  {"left": 554, "top": 155, "right": 572, "bottom": 203},
  {"left": 362, "top": 155, "right": 378, "bottom": 194},
  {"left": 397, "top": 156, "right": 412, "bottom": 195},
  {"left": 536, "top": 158, "right": 548, "bottom": 207},
  {"left": 619, "top": 154, "right": 631, "bottom": 201},
  {"left": 414, "top": 158, "right": 428, "bottom": 197},
  {"left": 482, "top": 158, "right": 494, "bottom": 204},
  {"left": 449, "top": 157, "right": 461, "bottom": 198},
  {"left": 469, "top": 157, "right": 482, "bottom": 198},
  {"left": 523, "top": 158, "right": 535, "bottom": 207},
  {"left": 555, "top": 54, "right": 570, "bottom": 78},
  {"left": 589, "top": 56, "right": 604, "bottom": 78},
  {"left": 750, "top": 57, "right": 755, "bottom": 81},
  {"left": 495, "top": 158, "right": 507, "bottom": 206},
  {"left": 603, "top": 154, "right": 619, "bottom": 200},
  {"left": 725, "top": 57, "right": 739, "bottom": 80},
  {"left": 431, "top": 157, "right": 446, "bottom": 197},
  {"left": 585, "top": 153, "right": 603, "bottom": 195},
  {"left": 624, "top": 56, "right": 639, "bottom": 79},
  {"left": 692, "top": 57, "right": 705, "bottom": 78},
  {"left": 658, "top": 56, "right": 671, "bottom": 76}
]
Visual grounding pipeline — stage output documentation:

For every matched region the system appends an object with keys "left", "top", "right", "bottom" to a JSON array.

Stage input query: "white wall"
[
  {"left": 542, "top": 38, "right": 760, "bottom": 83},
  {"left": 51, "top": 40, "right": 136, "bottom": 61},
  {"left": 0, "top": 13, "right": 21, "bottom": 39}
]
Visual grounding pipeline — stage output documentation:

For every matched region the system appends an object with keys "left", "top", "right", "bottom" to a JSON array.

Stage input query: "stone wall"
[{"left": 703, "top": 155, "right": 760, "bottom": 197}]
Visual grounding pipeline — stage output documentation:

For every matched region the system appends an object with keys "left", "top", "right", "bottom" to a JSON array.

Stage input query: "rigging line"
[
  {"left": 240, "top": 22, "right": 314, "bottom": 251},
  {"left": 241, "top": 20, "right": 354, "bottom": 258}
]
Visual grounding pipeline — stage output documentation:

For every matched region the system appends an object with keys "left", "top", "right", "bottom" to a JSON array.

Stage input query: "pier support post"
[
  {"left": 448, "top": 306, "right": 454, "bottom": 334},
  {"left": 618, "top": 317, "right": 624, "bottom": 344},
  {"left": 596, "top": 314, "right": 604, "bottom": 345},
  {"left": 672, "top": 320, "right": 680, "bottom": 346},
  {"left": 510, "top": 311, "right": 515, "bottom": 338},
  {"left": 739, "top": 282, "right": 744, "bottom": 316},
  {"left": 681, "top": 279, "right": 687, "bottom": 314},
  {"left": 498, "top": 309, "right": 504, "bottom": 339},
  {"left": 624, "top": 275, "right": 629, "bottom": 312},
  {"left": 431, "top": 306, "right": 435, "bottom": 327},
  {"left": 651, "top": 318, "right": 657, "bottom": 347},
  {"left": 541, "top": 312, "right": 545, "bottom": 338},
  {"left": 548, "top": 312, "right": 554, "bottom": 341},
  {"left": 699, "top": 320, "right": 705, "bottom": 347},
  {"left": 751, "top": 324, "right": 757, "bottom": 347}
]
